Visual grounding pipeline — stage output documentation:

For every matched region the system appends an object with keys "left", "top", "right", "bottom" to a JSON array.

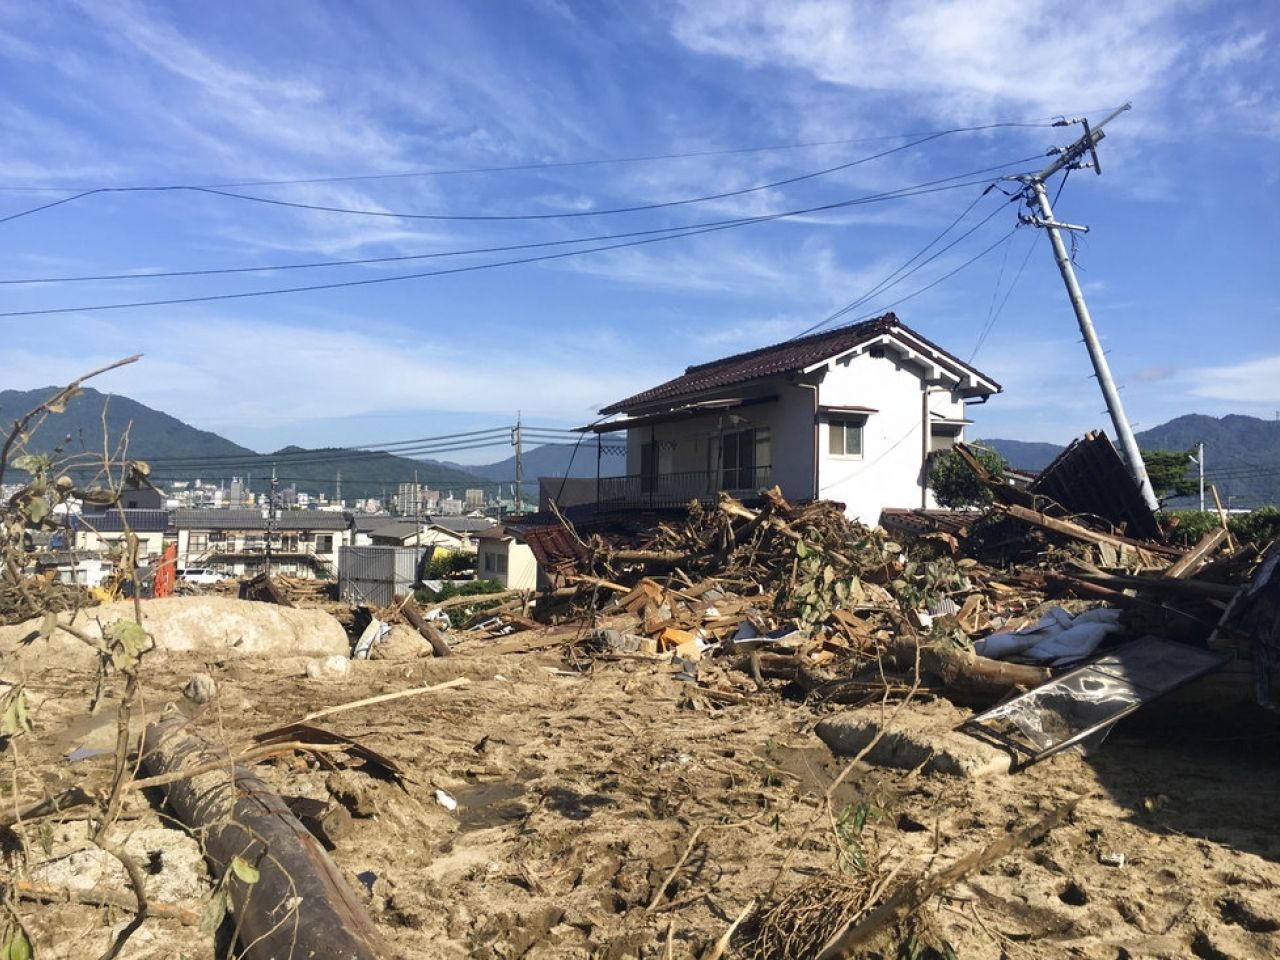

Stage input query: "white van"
[{"left": 177, "top": 568, "right": 227, "bottom": 585}]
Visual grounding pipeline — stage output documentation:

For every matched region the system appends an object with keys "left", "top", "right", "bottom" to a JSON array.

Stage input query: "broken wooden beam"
[
  {"left": 995, "top": 503, "right": 1183, "bottom": 559},
  {"left": 141, "top": 715, "right": 392, "bottom": 960},
  {"left": 401, "top": 597, "right": 453, "bottom": 657},
  {"left": 1163, "top": 527, "right": 1227, "bottom": 579}
]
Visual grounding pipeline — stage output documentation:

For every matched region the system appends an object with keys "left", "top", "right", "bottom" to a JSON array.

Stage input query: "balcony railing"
[{"left": 597, "top": 466, "right": 773, "bottom": 509}]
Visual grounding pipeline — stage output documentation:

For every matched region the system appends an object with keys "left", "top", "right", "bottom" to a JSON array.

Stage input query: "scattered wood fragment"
[
  {"left": 814, "top": 796, "right": 1083, "bottom": 959},
  {"left": 10, "top": 879, "right": 200, "bottom": 926},
  {"left": 301, "top": 676, "right": 470, "bottom": 722}
]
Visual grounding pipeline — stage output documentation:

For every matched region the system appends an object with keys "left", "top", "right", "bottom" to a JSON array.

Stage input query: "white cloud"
[
  {"left": 671, "top": 0, "right": 1188, "bottom": 120},
  {"left": 1188, "top": 355, "right": 1280, "bottom": 406}
]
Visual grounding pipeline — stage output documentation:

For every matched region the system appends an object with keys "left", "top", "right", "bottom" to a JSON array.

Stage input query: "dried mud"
[{"left": 6, "top": 645, "right": 1278, "bottom": 959}]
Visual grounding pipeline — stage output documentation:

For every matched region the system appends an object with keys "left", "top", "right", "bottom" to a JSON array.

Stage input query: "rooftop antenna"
[{"left": 1014, "top": 103, "right": 1158, "bottom": 510}]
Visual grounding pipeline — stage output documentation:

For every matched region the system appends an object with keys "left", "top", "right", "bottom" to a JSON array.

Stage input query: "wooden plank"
[{"left": 1164, "top": 527, "right": 1227, "bottom": 579}]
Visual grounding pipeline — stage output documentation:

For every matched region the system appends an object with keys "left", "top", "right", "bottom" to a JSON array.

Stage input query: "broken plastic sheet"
[
  {"left": 975, "top": 606, "right": 1123, "bottom": 666},
  {"left": 961, "top": 636, "right": 1231, "bottom": 768}
]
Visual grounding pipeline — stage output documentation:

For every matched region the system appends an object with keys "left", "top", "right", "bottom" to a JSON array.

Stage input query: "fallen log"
[
  {"left": 884, "top": 641, "right": 1050, "bottom": 701},
  {"left": 401, "top": 597, "right": 453, "bottom": 657},
  {"left": 141, "top": 715, "right": 392, "bottom": 960}
]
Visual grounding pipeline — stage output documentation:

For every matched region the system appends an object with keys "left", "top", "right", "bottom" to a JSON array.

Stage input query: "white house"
[
  {"left": 170, "top": 509, "right": 352, "bottom": 579},
  {"left": 474, "top": 526, "right": 538, "bottom": 590},
  {"left": 586, "top": 313, "right": 1000, "bottom": 525}
]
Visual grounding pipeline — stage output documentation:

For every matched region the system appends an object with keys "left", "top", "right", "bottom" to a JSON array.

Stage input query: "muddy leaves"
[
  {"left": 0, "top": 925, "right": 33, "bottom": 960},
  {"left": 0, "top": 685, "right": 32, "bottom": 738},
  {"left": 103, "top": 619, "right": 150, "bottom": 674}
]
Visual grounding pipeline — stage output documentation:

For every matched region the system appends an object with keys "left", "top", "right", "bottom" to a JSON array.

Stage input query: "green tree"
[
  {"left": 1141, "top": 449, "right": 1198, "bottom": 502},
  {"left": 928, "top": 446, "right": 1005, "bottom": 509}
]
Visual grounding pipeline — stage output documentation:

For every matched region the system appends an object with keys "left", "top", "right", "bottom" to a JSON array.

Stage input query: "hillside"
[
  {"left": 0, "top": 386, "right": 255, "bottom": 461},
  {"left": 446, "top": 441, "right": 626, "bottom": 494},
  {"left": 976, "top": 438, "right": 1063, "bottom": 472},
  {"left": 983, "top": 414, "right": 1280, "bottom": 509}
]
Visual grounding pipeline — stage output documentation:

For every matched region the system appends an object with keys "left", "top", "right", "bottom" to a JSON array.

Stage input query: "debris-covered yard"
[{"left": 3, "top": 372, "right": 1280, "bottom": 960}]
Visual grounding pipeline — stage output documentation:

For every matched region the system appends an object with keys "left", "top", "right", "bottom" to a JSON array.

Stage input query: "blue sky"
[{"left": 2, "top": 0, "right": 1277, "bottom": 462}]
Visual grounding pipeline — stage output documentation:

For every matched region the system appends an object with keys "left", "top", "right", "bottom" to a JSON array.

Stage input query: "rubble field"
[
  {"left": 7, "top": 643, "right": 1278, "bottom": 960},
  {"left": 4, "top": 444, "right": 1280, "bottom": 959}
]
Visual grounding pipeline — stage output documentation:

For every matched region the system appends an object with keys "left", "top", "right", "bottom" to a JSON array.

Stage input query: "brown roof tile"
[{"left": 600, "top": 313, "right": 998, "bottom": 414}]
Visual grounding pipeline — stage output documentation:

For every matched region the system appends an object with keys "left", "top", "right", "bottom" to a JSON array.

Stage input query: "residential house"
[
  {"left": 474, "top": 526, "right": 537, "bottom": 590},
  {"left": 171, "top": 509, "right": 351, "bottom": 579},
  {"left": 70, "top": 509, "right": 170, "bottom": 559},
  {"left": 586, "top": 314, "right": 1000, "bottom": 525}
]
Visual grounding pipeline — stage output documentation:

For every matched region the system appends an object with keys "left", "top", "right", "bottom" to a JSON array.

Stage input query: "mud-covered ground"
[{"left": 6, "top": 641, "right": 1279, "bottom": 960}]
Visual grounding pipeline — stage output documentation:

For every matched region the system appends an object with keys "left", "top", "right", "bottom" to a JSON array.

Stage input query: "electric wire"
[
  {"left": 968, "top": 226, "right": 1038, "bottom": 362},
  {"left": 0, "top": 161, "right": 1043, "bottom": 319},
  {"left": 790, "top": 185, "right": 1019, "bottom": 340},
  {"left": 0, "top": 119, "right": 1059, "bottom": 194}
]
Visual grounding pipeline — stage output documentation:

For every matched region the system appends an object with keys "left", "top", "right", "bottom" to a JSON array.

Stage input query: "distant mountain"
[
  {"left": 976, "top": 438, "right": 1063, "bottom": 472},
  {"left": 1134, "top": 414, "right": 1280, "bottom": 510},
  {"left": 445, "top": 441, "right": 626, "bottom": 494},
  {"left": 982, "top": 414, "right": 1280, "bottom": 509},
  {"left": 0, "top": 385, "right": 255, "bottom": 461},
  {"left": 0, "top": 386, "right": 488, "bottom": 500}
]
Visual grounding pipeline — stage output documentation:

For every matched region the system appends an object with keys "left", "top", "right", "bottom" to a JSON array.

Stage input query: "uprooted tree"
[{"left": 0, "top": 356, "right": 169, "bottom": 960}]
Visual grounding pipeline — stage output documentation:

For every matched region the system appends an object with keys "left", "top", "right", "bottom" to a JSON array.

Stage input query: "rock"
[
  {"left": 0, "top": 596, "right": 349, "bottom": 670},
  {"left": 182, "top": 672, "right": 217, "bottom": 704},
  {"left": 369, "top": 624, "right": 431, "bottom": 661},
  {"left": 815, "top": 698, "right": 1011, "bottom": 779},
  {"left": 306, "top": 655, "right": 350, "bottom": 679}
]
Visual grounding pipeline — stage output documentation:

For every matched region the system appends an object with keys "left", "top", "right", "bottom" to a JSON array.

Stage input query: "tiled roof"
[
  {"left": 601, "top": 313, "right": 999, "bottom": 414},
  {"left": 72, "top": 509, "right": 170, "bottom": 533},
  {"left": 429, "top": 517, "right": 497, "bottom": 533},
  {"left": 171, "top": 509, "right": 349, "bottom": 531}
]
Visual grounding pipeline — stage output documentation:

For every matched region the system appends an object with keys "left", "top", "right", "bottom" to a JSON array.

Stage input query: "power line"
[
  {"left": 0, "top": 125, "right": 1047, "bottom": 228},
  {"left": 0, "top": 161, "right": 1043, "bottom": 319},
  {"left": 0, "top": 119, "right": 1059, "bottom": 194},
  {"left": 791, "top": 185, "right": 1019, "bottom": 340},
  {"left": 969, "top": 226, "right": 1039, "bottom": 362}
]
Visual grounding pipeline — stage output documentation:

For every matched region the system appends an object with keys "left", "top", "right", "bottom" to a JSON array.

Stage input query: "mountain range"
[
  {"left": 981, "top": 414, "right": 1280, "bottom": 509},
  {"left": 3, "top": 385, "right": 1276, "bottom": 509}
]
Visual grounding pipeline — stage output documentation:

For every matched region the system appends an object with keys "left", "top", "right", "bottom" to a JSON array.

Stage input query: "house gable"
[{"left": 600, "top": 313, "right": 999, "bottom": 416}]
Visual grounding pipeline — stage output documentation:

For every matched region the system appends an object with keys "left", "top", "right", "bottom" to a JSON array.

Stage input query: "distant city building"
[{"left": 464, "top": 488, "right": 486, "bottom": 508}]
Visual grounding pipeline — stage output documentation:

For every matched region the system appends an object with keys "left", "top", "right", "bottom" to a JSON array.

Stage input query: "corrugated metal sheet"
[{"left": 338, "top": 545, "right": 422, "bottom": 606}]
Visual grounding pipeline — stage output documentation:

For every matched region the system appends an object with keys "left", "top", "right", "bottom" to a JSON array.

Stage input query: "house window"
[
  {"left": 315, "top": 534, "right": 334, "bottom": 553},
  {"left": 829, "top": 419, "right": 864, "bottom": 458},
  {"left": 721, "top": 427, "right": 769, "bottom": 490},
  {"left": 189, "top": 533, "right": 208, "bottom": 553}
]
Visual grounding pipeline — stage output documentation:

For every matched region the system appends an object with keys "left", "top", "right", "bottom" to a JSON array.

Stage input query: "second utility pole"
[{"left": 1020, "top": 102, "right": 1159, "bottom": 510}]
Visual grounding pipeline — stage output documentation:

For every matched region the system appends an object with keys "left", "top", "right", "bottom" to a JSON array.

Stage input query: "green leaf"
[
  {"left": 10, "top": 454, "right": 46, "bottom": 475},
  {"left": 1, "top": 927, "right": 33, "bottom": 960},
  {"left": 104, "top": 619, "right": 150, "bottom": 672},
  {"left": 795, "top": 541, "right": 810, "bottom": 559},
  {"left": 200, "top": 888, "right": 228, "bottom": 935},
  {"left": 24, "top": 497, "right": 49, "bottom": 524},
  {"left": 0, "top": 687, "right": 31, "bottom": 737},
  {"left": 229, "top": 855, "right": 260, "bottom": 885}
]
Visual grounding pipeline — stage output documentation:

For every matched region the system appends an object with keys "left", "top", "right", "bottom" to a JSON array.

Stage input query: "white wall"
[
  {"left": 816, "top": 347, "right": 968, "bottom": 524},
  {"left": 618, "top": 336, "right": 980, "bottom": 525},
  {"left": 477, "top": 538, "right": 537, "bottom": 590}
]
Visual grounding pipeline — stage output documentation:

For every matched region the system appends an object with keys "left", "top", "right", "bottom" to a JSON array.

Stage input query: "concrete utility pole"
[
  {"left": 266, "top": 465, "right": 278, "bottom": 574},
  {"left": 1196, "top": 441, "right": 1205, "bottom": 513},
  {"left": 1019, "top": 103, "right": 1159, "bottom": 510},
  {"left": 512, "top": 412, "right": 524, "bottom": 515}
]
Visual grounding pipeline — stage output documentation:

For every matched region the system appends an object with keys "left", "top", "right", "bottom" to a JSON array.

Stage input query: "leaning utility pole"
[{"left": 1017, "top": 102, "right": 1159, "bottom": 510}]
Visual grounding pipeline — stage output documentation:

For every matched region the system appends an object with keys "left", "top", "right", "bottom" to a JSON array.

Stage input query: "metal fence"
[{"left": 596, "top": 466, "right": 773, "bottom": 509}]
